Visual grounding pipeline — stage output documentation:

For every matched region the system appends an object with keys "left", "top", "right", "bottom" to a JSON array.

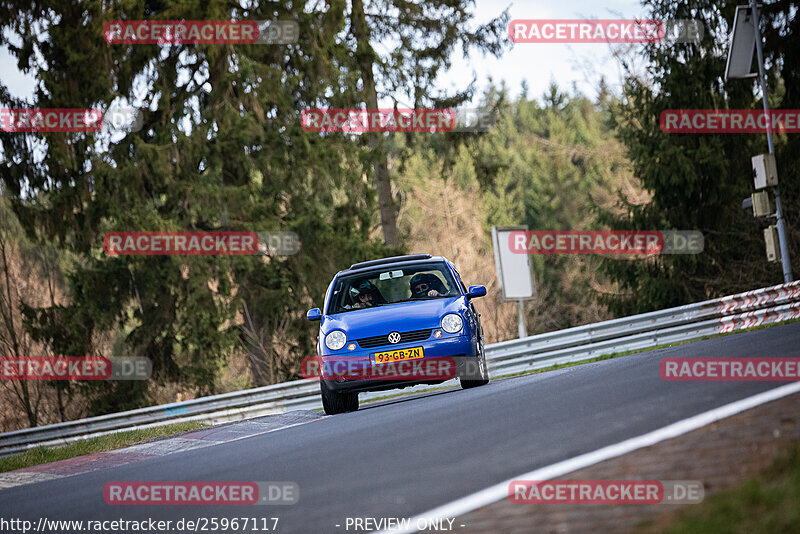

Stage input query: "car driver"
[{"left": 409, "top": 273, "right": 446, "bottom": 298}]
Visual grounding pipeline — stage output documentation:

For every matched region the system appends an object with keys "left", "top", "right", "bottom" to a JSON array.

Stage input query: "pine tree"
[{"left": 597, "top": 0, "right": 799, "bottom": 316}]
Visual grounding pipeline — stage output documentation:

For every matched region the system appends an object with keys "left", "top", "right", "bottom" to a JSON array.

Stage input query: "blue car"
[{"left": 307, "top": 254, "right": 489, "bottom": 415}]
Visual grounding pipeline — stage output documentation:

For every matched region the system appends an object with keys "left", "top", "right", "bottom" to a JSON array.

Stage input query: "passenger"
[
  {"left": 353, "top": 290, "right": 377, "bottom": 309},
  {"left": 350, "top": 280, "right": 384, "bottom": 309}
]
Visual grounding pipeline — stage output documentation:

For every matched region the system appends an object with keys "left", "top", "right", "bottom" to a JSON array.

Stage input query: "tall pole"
[
  {"left": 517, "top": 300, "right": 527, "bottom": 338},
  {"left": 751, "top": 0, "right": 792, "bottom": 282}
]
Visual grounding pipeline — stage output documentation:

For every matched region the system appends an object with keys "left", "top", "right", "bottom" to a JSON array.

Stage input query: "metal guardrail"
[
  {"left": 1, "top": 280, "right": 798, "bottom": 457},
  {"left": 487, "top": 281, "right": 800, "bottom": 375}
]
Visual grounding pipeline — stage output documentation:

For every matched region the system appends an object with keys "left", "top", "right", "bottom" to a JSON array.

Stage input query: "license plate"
[{"left": 370, "top": 346, "right": 424, "bottom": 365}]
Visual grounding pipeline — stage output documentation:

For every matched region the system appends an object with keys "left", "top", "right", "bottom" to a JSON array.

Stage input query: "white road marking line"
[{"left": 377, "top": 382, "right": 800, "bottom": 533}]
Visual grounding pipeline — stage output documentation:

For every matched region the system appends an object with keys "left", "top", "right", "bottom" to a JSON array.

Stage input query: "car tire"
[
  {"left": 460, "top": 339, "right": 489, "bottom": 389},
  {"left": 320, "top": 380, "right": 359, "bottom": 415}
]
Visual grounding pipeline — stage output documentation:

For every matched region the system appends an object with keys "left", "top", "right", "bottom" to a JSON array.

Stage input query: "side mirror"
[
  {"left": 467, "top": 285, "right": 487, "bottom": 299},
  {"left": 307, "top": 308, "right": 322, "bottom": 321}
]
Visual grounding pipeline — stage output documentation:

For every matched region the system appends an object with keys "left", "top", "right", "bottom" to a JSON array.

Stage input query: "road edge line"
[{"left": 377, "top": 382, "right": 800, "bottom": 533}]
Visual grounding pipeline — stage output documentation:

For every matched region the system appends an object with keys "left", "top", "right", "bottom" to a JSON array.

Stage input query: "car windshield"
[{"left": 327, "top": 262, "right": 460, "bottom": 314}]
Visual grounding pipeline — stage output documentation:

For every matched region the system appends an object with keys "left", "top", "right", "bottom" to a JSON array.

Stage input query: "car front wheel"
[
  {"left": 460, "top": 339, "right": 489, "bottom": 389},
  {"left": 320, "top": 380, "right": 359, "bottom": 415}
]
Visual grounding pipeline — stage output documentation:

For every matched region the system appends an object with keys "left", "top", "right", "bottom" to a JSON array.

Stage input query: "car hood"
[{"left": 322, "top": 297, "right": 468, "bottom": 337}]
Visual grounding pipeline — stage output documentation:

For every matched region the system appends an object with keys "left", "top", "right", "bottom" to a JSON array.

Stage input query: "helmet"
[
  {"left": 409, "top": 273, "right": 443, "bottom": 295},
  {"left": 349, "top": 279, "right": 377, "bottom": 299}
]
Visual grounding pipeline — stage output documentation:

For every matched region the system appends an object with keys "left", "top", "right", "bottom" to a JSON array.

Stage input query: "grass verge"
[
  {"left": 641, "top": 446, "right": 800, "bottom": 533},
  {"left": 0, "top": 421, "right": 208, "bottom": 473}
]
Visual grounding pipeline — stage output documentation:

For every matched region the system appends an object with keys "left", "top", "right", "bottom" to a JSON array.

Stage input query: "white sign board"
[
  {"left": 492, "top": 226, "right": 536, "bottom": 301},
  {"left": 725, "top": 5, "right": 758, "bottom": 80}
]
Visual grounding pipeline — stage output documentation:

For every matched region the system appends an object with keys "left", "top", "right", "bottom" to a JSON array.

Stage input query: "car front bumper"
[{"left": 320, "top": 334, "right": 478, "bottom": 393}]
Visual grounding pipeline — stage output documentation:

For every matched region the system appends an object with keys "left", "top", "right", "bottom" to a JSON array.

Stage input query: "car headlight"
[
  {"left": 441, "top": 314, "right": 463, "bottom": 334},
  {"left": 325, "top": 330, "right": 347, "bottom": 350}
]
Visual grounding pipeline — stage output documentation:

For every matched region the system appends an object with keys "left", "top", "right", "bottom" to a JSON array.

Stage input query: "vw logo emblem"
[{"left": 387, "top": 332, "right": 401, "bottom": 344}]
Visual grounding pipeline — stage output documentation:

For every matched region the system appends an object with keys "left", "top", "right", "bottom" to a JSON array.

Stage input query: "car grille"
[{"left": 356, "top": 329, "right": 432, "bottom": 349}]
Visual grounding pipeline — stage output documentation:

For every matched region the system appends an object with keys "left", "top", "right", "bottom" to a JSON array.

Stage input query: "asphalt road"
[{"left": 3, "top": 323, "right": 798, "bottom": 533}]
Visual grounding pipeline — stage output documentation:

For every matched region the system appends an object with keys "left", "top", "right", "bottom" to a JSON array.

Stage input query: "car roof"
[{"left": 336, "top": 254, "right": 450, "bottom": 277}]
